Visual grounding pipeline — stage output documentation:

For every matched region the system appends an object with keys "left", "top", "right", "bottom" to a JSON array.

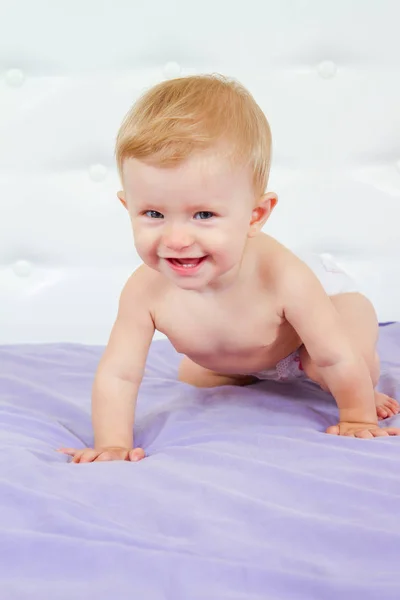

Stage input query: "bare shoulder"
[
  {"left": 256, "top": 234, "right": 306, "bottom": 286},
  {"left": 119, "top": 264, "right": 167, "bottom": 317},
  {"left": 255, "top": 235, "right": 326, "bottom": 315},
  {"left": 123, "top": 263, "right": 164, "bottom": 294}
]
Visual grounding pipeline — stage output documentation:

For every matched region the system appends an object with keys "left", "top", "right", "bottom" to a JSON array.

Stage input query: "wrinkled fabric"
[{"left": 0, "top": 324, "right": 399, "bottom": 600}]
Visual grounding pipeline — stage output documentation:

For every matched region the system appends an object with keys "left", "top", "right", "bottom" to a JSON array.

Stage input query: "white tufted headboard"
[{"left": 1, "top": 0, "right": 400, "bottom": 344}]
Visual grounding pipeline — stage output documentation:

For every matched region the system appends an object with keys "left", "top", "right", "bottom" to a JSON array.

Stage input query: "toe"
[{"left": 377, "top": 407, "right": 387, "bottom": 420}]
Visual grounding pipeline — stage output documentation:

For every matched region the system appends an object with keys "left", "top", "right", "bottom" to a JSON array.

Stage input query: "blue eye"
[
  {"left": 194, "top": 211, "right": 214, "bottom": 220},
  {"left": 145, "top": 210, "right": 164, "bottom": 219}
]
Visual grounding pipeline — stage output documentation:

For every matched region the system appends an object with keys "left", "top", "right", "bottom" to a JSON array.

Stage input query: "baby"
[{"left": 60, "top": 74, "right": 400, "bottom": 463}]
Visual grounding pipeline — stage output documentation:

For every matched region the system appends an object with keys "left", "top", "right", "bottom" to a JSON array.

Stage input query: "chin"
[{"left": 172, "top": 278, "right": 207, "bottom": 291}]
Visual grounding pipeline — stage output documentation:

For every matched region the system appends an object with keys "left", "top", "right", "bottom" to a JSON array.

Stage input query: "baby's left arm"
[{"left": 279, "top": 260, "right": 378, "bottom": 427}]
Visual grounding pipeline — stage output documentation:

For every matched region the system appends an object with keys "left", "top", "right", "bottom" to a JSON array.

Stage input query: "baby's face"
[{"left": 120, "top": 151, "right": 257, "bottom": 291}]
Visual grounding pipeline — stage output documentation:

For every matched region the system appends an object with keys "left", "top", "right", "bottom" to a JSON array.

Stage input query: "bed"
[
  {"left": 1, "top": 0, "right": 400, "bottom": 598},
  {"left": 1, "top": 326, "right": 400, "bottom": 599}
]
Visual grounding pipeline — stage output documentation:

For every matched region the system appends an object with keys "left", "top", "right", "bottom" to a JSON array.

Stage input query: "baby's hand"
[
  {"left": 57, "top": 446, "right": 145, "bottom": 463},
  {"left": 326, "top": 422, "right": 400, "bottom": 439}
]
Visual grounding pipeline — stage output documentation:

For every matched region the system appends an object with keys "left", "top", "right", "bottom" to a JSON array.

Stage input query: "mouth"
[{"left": 165, "top": 256, "right": 207, "bottom": 274}]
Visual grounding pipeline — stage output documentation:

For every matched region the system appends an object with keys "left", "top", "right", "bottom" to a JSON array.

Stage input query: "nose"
[{"left": 162, "top": 225, "right": 193, "bottom": 251}]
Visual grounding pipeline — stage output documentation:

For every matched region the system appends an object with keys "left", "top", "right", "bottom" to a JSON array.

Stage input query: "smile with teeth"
[{"left": 168, "top": 257, "right": 205, "bottom": 267}]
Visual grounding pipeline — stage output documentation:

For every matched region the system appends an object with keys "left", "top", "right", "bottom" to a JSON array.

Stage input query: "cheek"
[
  {"left": 209, "top": 219, "right": 248, "bottom": 250},
  {"left": 132, "top": 225, "right": 156, "bottom": 249},
  {"left": 207, "top": 232, "right": 246, "bottom": 265}
]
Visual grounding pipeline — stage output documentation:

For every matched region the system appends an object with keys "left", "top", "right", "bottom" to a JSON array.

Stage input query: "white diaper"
[
  {"left": 250, "top": 253, "right": 358, "bottom": 382},
  {"left": 251, "top": 349, "right": 306, "bottom": 382},
  {"left": 299, "top": 252, "right": 358, "bottom": 296}
]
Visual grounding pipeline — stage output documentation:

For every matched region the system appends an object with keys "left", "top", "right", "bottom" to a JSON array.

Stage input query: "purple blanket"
[{"left": 1, "top": 324, "right": 400, "bottom": 599}]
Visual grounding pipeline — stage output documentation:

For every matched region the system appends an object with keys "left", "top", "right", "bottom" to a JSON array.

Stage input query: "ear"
[
  {"left": 248, "top": 192, "right": 278, "bottom": 237},
  {"left": 117, "top": 190, "right": 127, "bottom": 209}
]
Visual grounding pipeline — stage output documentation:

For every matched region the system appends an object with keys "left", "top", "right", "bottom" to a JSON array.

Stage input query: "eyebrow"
[{"left": 134, "top": 198, "right": 225, "bottom": 211}]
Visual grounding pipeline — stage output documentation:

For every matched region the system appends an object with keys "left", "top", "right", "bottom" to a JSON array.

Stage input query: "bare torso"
[{"left": 149, "top": 234, "right": 303, "bottom": 375}]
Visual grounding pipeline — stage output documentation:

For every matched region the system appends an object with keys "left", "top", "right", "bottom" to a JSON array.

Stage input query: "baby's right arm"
[{"left": 58, "top": 267, "right": 155, "bottom": 463}]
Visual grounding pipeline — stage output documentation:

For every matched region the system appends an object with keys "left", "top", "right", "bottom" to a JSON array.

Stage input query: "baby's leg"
[
  {"left": 299, "top": 292, "right": 399, "bottom": 420},
  {"left": 178, "top": 356, "right": 255, "bottom": 387}
]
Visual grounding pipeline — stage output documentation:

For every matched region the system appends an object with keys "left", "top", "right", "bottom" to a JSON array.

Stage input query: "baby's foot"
[{"left": 375, "top": 391, "right": 399, "bottom": 420}]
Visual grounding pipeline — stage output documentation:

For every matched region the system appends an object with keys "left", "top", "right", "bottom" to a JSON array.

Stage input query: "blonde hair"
[{"left": 115, "top": 74, "right": 272, "bottom": 197}]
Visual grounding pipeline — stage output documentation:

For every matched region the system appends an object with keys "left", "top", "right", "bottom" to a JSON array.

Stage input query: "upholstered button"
[
  {"left": 5, "top": 68, "right": 25, "bottom": 87},
  {"left": 317, "top": 61, "right": 337, "bottom": 79},
  {"left": 13, "top": 260, "right": 32, "bottom": 277},
  {"left": 163, "top": 62, "right": 181, "bottom": 79},
  {"left": 89, "top": 164, "right": 107, "bottom": 182}
]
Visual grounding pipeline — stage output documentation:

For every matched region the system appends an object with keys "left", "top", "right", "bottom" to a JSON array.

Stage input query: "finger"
[
  {"left": 355, "top": 429, "right": 374, "bottom": 439},
  {"left": 95, "top": 451, "right": 125, "bottom": 462},
  {"left": 371, "top": 429, "right": 389, "bottom": 437},
  {"left": 382, "top": 428, "right": 400, "bottom": 436},
  {"left": 57, "top": 448, "right": 79, "bottom": 456},
  {"left": 72, "top": 451, "right": 86, "bottom": 463},
  {"left": 129, "top": 448, "right": 145, "bottom": 462},
  {"left": 326, "top": 425, "right": 340, "bottom": 435},
  {"left": 72, "top": 450, "right": 92, "bottom": 463},
  {"left": 79, "top": 450, "right": 102, "bottom": 463}
]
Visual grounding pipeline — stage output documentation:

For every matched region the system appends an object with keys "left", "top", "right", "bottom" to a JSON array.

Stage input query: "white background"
[{"left": 1, "top": 0, "right": 399, "bottom": 343}]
